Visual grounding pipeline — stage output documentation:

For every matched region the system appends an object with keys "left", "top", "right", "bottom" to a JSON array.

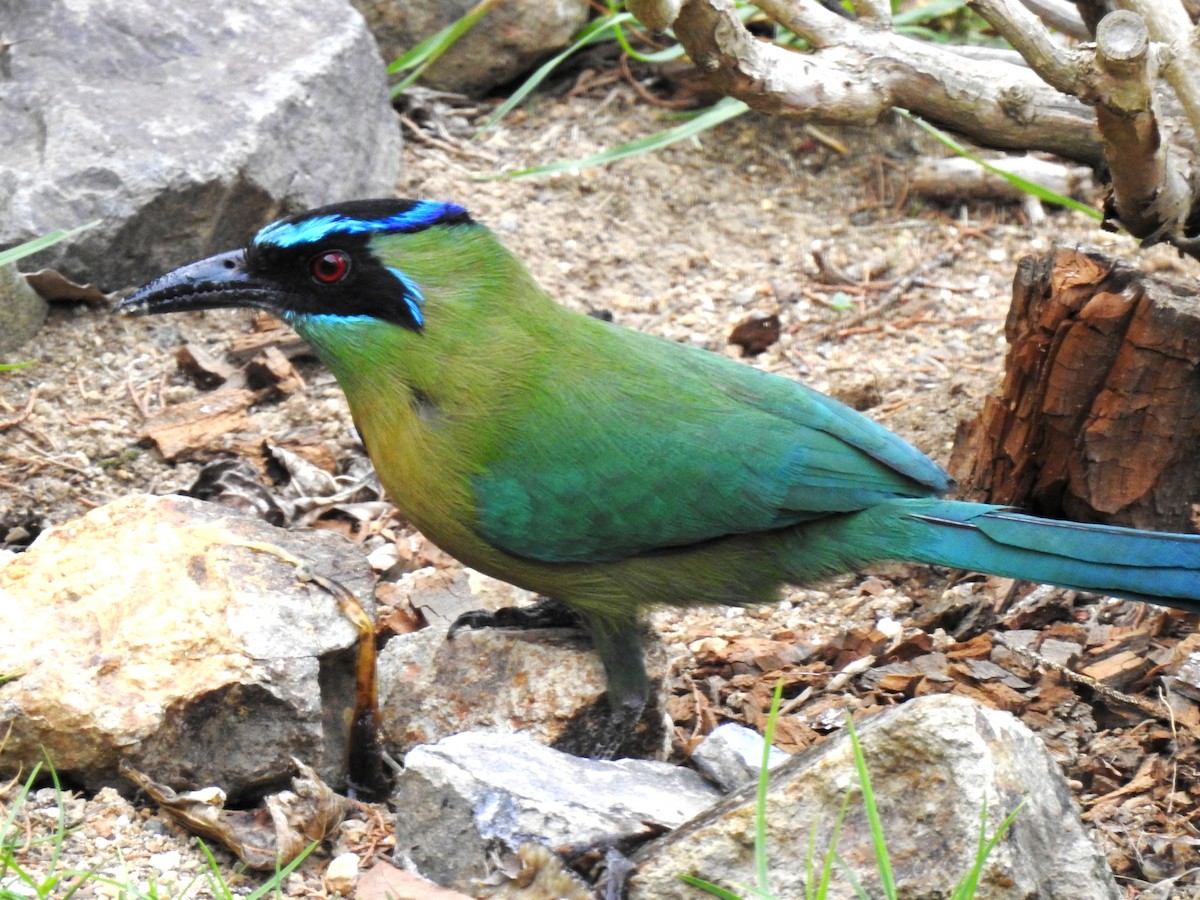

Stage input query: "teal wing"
[{"left": 472, "top": 323, "right": 950, "bottom": 563}]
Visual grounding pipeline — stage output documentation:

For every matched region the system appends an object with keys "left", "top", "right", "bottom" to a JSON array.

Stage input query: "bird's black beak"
[{"left": 118, "top": 249, "right": 280, "bottom": 317}]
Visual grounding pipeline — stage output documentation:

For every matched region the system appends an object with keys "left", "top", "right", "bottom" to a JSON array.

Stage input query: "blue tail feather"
[{"left": 889, "top": 499, "right": 1200, "bottom": 609}]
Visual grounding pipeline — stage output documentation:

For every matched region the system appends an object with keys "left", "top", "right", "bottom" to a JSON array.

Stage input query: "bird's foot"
[
  {"left": 552, "top": 690, "right": 648, "bottom": 761},
  {"left": 593, "top": 693, "right": 648, "bottom": 760},
  {"left": 447, "top": 595, "right": 583, "bottom": 638}
]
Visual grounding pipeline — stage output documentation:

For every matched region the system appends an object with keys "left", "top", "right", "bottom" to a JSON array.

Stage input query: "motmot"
[{"left": 121, "top": 198, "right": 1200, "bottom": 753}]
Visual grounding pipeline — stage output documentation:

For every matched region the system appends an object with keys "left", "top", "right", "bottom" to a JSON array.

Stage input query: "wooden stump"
[{"left": 949, "top": 247, "right": 1200, "bottom": 532}]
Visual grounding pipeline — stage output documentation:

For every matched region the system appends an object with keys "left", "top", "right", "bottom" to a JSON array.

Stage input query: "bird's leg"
[
  {"left": 447, "top": 595, "right": 583, "bottom": 638},
  {"left": 451, "top": 599, "right": 651, "bottom": 759},
  {"left": 575, "top": 621, "right": 649, "bottom": 760}
]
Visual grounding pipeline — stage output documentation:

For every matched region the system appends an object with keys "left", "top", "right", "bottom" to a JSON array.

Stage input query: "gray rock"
[
  {"left": 378, "top": 569, "right": 672, "bottom": 760},
  {"left": 691, "top": 722, "right": 790, "bottom": 791},
  {"left": 1, "top": 0, "right": 401, "bottom": 289},
  {"left": 352, "top": 0, "right": 590, "bottom": 96},
  {"left": 0, "top": 264, "right": 47, "bottom": 355},
  {"left": 392, "top": 731, "right": 721, "bottom": 893},
  {"left": 0, "top": 494, "right": 376, "bottom": 796},
  {"left": 629, "top": 695, "right": 1120, "bottom": 899}
]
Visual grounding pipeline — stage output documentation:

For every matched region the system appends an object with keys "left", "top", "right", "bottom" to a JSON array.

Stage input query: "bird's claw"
[{"left": 447, "top": 596, "right": 584, "bottom": 639}]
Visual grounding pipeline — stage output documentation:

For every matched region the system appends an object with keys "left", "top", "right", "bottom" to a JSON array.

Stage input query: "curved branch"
[
  {"left": 671, "top": 0, "right": 1102, "bottom": 163},
  {"left": 1019, "top": 0, "right": 1090, "bottom": 38},
  {"left": 968, "top": 0, "right": 1092, "bottom": 93}
]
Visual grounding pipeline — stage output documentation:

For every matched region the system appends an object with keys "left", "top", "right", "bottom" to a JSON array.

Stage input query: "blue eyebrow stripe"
[{"left": 254, "top": 200, "right": 467, "bottom": 248}]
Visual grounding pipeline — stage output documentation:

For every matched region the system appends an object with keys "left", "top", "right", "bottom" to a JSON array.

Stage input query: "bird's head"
[{"left": 119, "top": 199, "right": 478, "bottom": 334}]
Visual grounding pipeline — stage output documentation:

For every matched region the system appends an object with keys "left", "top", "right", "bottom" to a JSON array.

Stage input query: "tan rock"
[{"left": 0, "top": 493, "right": 375, "bottom": 795}]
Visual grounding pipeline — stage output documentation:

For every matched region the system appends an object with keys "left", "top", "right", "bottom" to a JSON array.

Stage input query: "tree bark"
[{"left": 950, "top": 247, "right": 1200, "bottom": 532}]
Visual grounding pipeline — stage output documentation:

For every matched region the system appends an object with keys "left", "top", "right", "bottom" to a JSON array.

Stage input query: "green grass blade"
[
  {"left": 388, "top": 0, "right": 496, "bottom": 98},
  {"left": 0, "top": 763, "right": 41, "bottom": 848},
  {"left": 755, "top": 680, "right": 785, "bottom": 895},
  {"left": 196, "top": 836, "right": 315, "bottom": 900},
  {"left": 816, "top": 794, "right": 851, "bottom": 897},
  {"left": 896, "top": 109, "right": 1102, "bottom": 219},
  {"left": 608, "top": 14, "right": 685, "bottom": 64},
  {"left": 836, "top": 852, "right": 872, "bottom": 900},
  {"left": 846, "top": 717, "right": 896, "bottom": 900},
  {"left": 951, "top": 799, "right": 1026, "bottom": 899},
  {"left": 0, "top": 221, "right": 101, "bottom": 268},
  {"left": 477, "top": 12, "right": 638, "bottom": 133},
  {"left": 679, "top": 874, "right": 749, "bottom": 899},
  {"left": 617, "top": 1, "right": 758, "bottom": 61},
  {"left": 804, "top": 820, "right": 817, "bottom": 900},
  {"left": 679, "top": 873, "right": 779, "bottom": 900},
  {"left": 496, "top": 96, "right": 748, "bottom": 178},
  {"left": 46, "top": 759, "right": 67, "bottom": 876},
  {"left": 197, "top": 840, "right": 236, "bottom": 900},
  {"left": 244, "top": 842, "right": 318, "bottom": 900},
  {"left": 892, "top": 0, "right": 966, "bottom": 26},
  {"left": 677, "top": 679, "right": 784, "bottom": 900},
  {"left": 897, "top": 24, "right": 947, "bottom": 40}
]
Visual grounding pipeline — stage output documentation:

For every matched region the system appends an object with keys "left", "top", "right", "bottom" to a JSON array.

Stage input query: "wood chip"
[
  {"left": 246, "top": 345, "right": 305, "bottom": 395},
  {"left": 175, "top": 342, "right": 235, "bottom": 389},
  {"left": 142, "top": 388, "right": 256, "bottom": 461}
]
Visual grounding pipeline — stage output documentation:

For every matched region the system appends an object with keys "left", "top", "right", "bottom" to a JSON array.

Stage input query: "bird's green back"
[{"left": 291, "top": 222, "right": 950, "bottom": 567}]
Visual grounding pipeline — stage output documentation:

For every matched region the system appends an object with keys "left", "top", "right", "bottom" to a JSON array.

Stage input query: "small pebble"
[
  {"left": 149, "top": 850, "right": 182, "bottom": 873},
  {"left": 325, "top": 852, "right": 360, "bottom": 895}
]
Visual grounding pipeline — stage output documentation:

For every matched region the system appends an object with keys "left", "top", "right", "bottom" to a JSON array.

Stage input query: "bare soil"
[{"left": 4, "top": 83, "right": 1200, "bottom": 896}]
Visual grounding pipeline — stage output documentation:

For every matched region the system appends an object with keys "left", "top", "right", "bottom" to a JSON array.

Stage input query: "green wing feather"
[{"left": 472, "top": 319, "right": 950, "bottom": 563}]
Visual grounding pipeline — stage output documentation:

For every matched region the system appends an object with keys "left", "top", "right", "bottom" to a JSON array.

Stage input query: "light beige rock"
[
  {"left": 0, "top": 493, "right": 375, "bottom": 794},
  {"left": 628, "top": 694, "right": 1120, "bottom": 900}
]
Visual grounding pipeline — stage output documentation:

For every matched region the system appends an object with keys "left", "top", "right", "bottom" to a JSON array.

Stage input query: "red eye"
[{"left": 310, "top": 250, "right": 350, "bottom": 284}]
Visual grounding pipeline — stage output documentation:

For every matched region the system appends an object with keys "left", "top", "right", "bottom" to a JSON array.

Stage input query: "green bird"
[{"left": 121, "top": 198, "right": 1200, "bottom": 754}]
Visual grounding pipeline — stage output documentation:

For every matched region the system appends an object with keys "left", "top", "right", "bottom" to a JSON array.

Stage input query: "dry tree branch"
[
  {"left": 1019, "top": 0, "right": 1090, "bottom": 38},
  {"left": 669, "top": 0, "right": 1102, "bottom": 163},
  {"left": 969, "top": 0, "right": 1199, "bottom": 251},
  {"left": 1091, "top": 10, "right": 1189, "bottom": 242},
  {"left": 1122, "top": 0, "right": 1200, "bottom": 141},
  {"left": 641, "top": 0, "right": 1200, "bottom": 257}
]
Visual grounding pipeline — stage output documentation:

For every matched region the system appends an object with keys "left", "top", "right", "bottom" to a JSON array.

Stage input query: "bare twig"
[
  {"left": 849, "top": 0, "right": 891, "bottom": 23},
  {"left": 945, "top": 0, "right": 1198, "bottom": 253},
  {"left": 627, "top": 0, "right": 682, "bottom": 29},
  {"left": 911, "top": 154, "right": 1095, "bottom": 201},
  {"left": 1018, "top": 0, "right": 1090, "bottom": 37},
  {"left": 125, "top": 374, "right": 151, "bottom": 420},
  {"left": 1091, "top": 10, "right": 1191, "bottom": 244},
  {"left": 659, "top": 0, "right": 1200, "bottom": 254},
  {"left": 398, "top": 113, "right": 498, "bottom": 163},
  {"left": 967, "top": 0, "right": 1090, "bottom": 93},
  {"left": 619, "top": 54, "right": 698, "bottom": 109},
  {"left": 817, "top": 250, "right": 958, "bottom": 341},
  {"left": 0, "top": 389, "right": 37, "bottom": 432}
]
